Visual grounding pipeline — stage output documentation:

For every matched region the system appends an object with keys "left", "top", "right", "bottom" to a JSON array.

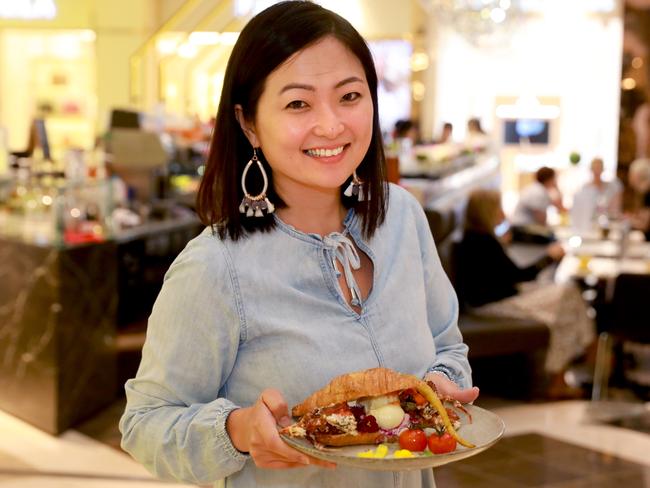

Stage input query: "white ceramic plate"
[{"left": 280, "top": 404, "right": 504, "bottom": 471}]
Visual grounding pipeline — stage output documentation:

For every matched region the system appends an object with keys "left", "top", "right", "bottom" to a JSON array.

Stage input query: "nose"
[{"left": 313, "top": 104, "right": 344, "bottom": 139}]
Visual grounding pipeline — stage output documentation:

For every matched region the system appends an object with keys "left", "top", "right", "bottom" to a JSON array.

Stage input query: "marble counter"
[
  {"left": 0, "top": 239, "right": 117, "bottom": 434},
  {"left": 0, "top": 214, "right": 203, "bottom": 434}
]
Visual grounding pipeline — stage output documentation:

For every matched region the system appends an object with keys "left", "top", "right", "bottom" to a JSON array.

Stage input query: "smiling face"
[{"left": 237, "top": 36, "right": 374, "bottom": 202}]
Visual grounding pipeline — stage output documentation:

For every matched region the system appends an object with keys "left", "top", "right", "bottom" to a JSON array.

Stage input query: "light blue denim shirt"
[{"left": 119, "top": 184, "right": 471, "bottom": 488}]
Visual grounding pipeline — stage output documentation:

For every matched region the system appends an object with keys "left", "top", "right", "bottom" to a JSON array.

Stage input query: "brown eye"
[
  {"left": 286, "top": 100, "right": 308, "bottom": 110},
  {"left": 341, "top": 92, "right": 361, "bottom": 102}
]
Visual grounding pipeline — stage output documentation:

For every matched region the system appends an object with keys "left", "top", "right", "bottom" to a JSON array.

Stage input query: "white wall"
[{"left": 429, "top": 8, "right": 623, "bottom": 177}]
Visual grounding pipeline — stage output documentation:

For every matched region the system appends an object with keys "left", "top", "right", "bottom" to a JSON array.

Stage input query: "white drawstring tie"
[{"left": 323, "top": 233, "right": 362, "bottom": 307}]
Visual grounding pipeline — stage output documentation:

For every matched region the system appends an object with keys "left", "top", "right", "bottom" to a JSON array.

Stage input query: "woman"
[
  {"left": 456, "top": 189, "right": 595, "bottom": 399},
  {"left": 119, "top": 2, "right": 478, "bottom": 487}
]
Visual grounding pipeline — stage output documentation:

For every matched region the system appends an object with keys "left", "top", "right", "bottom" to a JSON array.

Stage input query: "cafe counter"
[{"left": 0, "top": 214, "right": 202, "bottom": 434}]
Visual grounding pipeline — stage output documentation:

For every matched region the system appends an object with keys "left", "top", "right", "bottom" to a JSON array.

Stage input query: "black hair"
[
  {"left": 536, "top": 166, "right": 556, "bottom": 184},
  {"left": 394, "top": 119, "right": 414, "bottom": 138},
  {"left": 197, "top": 0, "right": 388, "bottom": 240}
]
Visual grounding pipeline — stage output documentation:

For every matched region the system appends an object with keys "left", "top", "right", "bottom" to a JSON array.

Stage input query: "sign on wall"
[{"left": 0, "top": 0, "right": 57, "bottom": 20}]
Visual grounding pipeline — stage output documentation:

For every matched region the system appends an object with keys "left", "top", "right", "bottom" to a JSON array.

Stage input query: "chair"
[
  {"left": 591, "top": 273, "right": 650, "bottom": 402},
  {"left": 424, "top": 207, "right": 550, "bottom": 398}
]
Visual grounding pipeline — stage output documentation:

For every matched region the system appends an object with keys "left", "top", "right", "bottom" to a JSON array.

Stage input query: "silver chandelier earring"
[
  {"left": 239, "top": 148, "right": 275, "bottom": 217},
  {"left": 344, "top": 171, "right": 364, "bottom": 201}
]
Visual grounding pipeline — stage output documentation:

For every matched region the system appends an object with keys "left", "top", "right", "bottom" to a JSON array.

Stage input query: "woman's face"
[{"left": 242, "top": 36, "right": 374, "bottom": 199}]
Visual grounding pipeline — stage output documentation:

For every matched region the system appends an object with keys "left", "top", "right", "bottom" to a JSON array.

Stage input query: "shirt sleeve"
[
  {"left": 407, "top": 196, "right": 472, "bottom": 389},
  {"left": 119, "top": 233, "right": 249, "bottom": 484},
  {"left": 524, "top": 184, "right": 552, "bottom": 211}
]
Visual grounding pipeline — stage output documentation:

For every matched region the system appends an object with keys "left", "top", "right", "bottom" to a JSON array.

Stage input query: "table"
[
  {"left": 554, "top": 228, "right": 650, "bottom": 283},
  {"left": 555, "top": 256, "right": 650, "bottom": 283}
]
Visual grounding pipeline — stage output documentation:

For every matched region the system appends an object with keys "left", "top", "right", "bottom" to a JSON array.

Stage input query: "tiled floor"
[{"left": 2, "top": 397, "right": 650, "bottom": 487}]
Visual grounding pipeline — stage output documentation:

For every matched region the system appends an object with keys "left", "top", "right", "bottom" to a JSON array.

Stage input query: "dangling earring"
[
  {"left": 239, "top": 148, "right": 275, "bottom": 217},
  {"left": 344, "top": 171, "right": 364, "bottom": 201}
]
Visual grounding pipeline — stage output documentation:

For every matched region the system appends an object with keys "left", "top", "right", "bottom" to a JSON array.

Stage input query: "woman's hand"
[
  {"left": 226, "top": 389, "right": 336, "bottom": 470},
  {"left": 424, "top": 372, "right": 480, "bottom": 404}
]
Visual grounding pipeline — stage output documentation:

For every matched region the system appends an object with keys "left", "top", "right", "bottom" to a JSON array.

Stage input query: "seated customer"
[
  {"left": 456, "top": 189, "right": 596, "bottom": 399},
  {"left": 512, "top": 166, "right": 565, "bottom": 242},
  {"left": 572, "top": 157, "right": 622, "bottom": 230},
  {"left": 628, "top": 158, "right": 650, "bottom": 240}
]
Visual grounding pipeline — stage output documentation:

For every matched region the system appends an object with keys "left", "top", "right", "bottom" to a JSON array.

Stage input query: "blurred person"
[
  {"left": 628, "top": 157, "right": 650, "bottom": 240},
  {"left": 571, "top": 157, "right": 623, "bottom": 230},
  {"left": 119, "top": 2, "right": 477, "bottom": 487},
  {"left": 464, "top": 117, "right": 490, "bottom": 152},
  {"left": 511, "top": 166, "right": 565, "bottom": 242},
  {"left": 456, "top": 189, "right": 596, "bottom": 399},
  {"left": 393, "top": 118, "right": 419, "bottom": 145},
  {"left": 392, "top": 118, "right": 419, "bottom": 176},
  {"left": 436, "top": 122, "right": 453, "bottom": 144}
]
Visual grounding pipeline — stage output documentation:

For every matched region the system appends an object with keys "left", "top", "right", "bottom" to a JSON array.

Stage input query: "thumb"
[
  {"left": 453, "top": 386, "right": 480, "bottom": 404},
  {"left": 259, "top": 389, "right": 292, "bottom": 426}
]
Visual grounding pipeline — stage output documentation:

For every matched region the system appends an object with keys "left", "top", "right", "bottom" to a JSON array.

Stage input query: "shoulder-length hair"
[
  {"left": 196, "top": 0, "right": 388, "bottom": 241},
  {"left": 464, "top": 189, "right": 503, "bottom": 235}
]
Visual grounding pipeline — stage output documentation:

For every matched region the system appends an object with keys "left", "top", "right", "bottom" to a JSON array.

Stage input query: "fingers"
[
  {"left": 246, "top": 390, "right": 338, "bottom": 470},
  {"left": 259, "top": 389, "right": 291, "bottom": 426},
  {"left": 453, "top": 386, "right": 480, "bottom": 404},
  {"left": 424, "top": 372, "right": 454, "bottom": 395},
  {"left": 251, "top": 430, "right": 336, "bottom": 469},
  {"left": 304, "top": 456, "right": 337, "bottom": 469},
  {"left": 258, "top": 456, "right": 336, "bottom": 470},
  {"left": 425, "top": 374, "right": 480, "bottom": 403},
  {"left": 258, "top": 426, "right": 306, "bottom": 462}
]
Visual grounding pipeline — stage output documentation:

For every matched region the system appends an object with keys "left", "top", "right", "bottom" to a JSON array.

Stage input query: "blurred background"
[{"left": 1, "top": 1, "right": 650, "bottom": 487}]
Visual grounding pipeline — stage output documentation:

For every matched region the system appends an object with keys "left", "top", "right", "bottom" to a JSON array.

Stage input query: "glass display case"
[{"left": 0, "top": 157, "right": 113, "bottom": 248}]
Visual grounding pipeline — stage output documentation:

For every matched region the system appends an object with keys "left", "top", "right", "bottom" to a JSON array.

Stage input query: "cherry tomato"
[
  {"left": 398, "top": 429, "right": 428, "bottom": 452},
  {"left": 427, "top": 431, "right": 457, "bottom": 454}
]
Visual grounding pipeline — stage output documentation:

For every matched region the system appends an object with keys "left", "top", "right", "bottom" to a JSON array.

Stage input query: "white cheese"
[
  {"left": 325, "top": 413, "right": 358, "bottom": 435},
  {"left": 360, "top": 394, "right": 400, "bottom": 412},
  {"left": 369, "top": 404, "right": 405, "bottom": 430}
]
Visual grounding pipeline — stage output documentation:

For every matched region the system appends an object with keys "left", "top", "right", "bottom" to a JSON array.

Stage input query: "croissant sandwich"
[{"left": 281, "top": 367, "right": 474, "bottom": 449}]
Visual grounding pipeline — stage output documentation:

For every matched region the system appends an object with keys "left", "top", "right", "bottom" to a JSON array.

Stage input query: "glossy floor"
[
  {"left": 1, "top": 399, "right": 649, "bottom": 487},
  {"left": 437, "top": 399, "right": 650, "bottom": 487}
]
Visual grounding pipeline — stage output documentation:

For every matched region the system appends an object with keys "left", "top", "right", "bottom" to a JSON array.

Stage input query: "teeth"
[{"left": 306, "top": 146, "right": 344, "bottom": 157}]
